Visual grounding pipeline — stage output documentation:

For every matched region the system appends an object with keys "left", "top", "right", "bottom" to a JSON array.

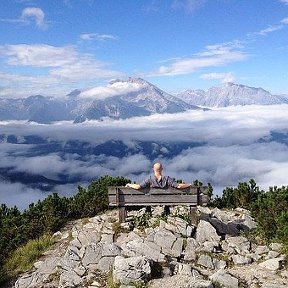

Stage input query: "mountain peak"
[
  {"left": 223, "top": 82, "right": 236, "bottom": 87},
  {"left": 221, "top": 82, "right": 269, "bottom": 93},
  {"left": 67, "top": 89, "right": 81, "bottom": 98},
  {"left": 176, "top": 83, "right": 288, "bottom": 107},
  {"left": 109, "top": 77, "right": 150, "bottom": 86}
]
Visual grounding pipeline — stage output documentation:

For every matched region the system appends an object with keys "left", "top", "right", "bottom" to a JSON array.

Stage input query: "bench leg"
[
  {"left": 190, "top": 206, "right": 198, "bottom": 225},
  {"left": 119, "top": 207, "right": 127, "bottom": 223},
  {"left": 164, "top": 205, "right": 170, "bottom": 216}
]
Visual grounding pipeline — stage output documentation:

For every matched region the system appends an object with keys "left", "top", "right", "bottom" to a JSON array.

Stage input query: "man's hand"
[
  {"left": 125, "top": 183, "right": 141, "bottom": 189},
  {"left": 177, "top": 183, "right": 192, "bottom": 189}
]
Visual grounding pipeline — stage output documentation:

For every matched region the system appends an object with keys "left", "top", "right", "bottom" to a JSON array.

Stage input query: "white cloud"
[
  {"left": 257, "top": 24, "right": 283, "bottom": 36},
  {"left": 64, "top": 0, "right": 96, "bottom": 7},
  {"left": 21, "top": 7, "right": 47, "bottom": 29},
  {"left": 279, "top": 0, "right": 288, "bottom": 4},
  {"left": 80, "top": 81, "right": 144, "bottom": 99},
  {"left": 2, "top": 105, "right": 288, "bottom": 145},
  {"left": 171, "top": 0, "right": 207, "bottom": 13},
  {"left": 151, "top": 42, "right": 246, "bottom": 76},
  {"left": 80, "top": 33, "right": 118, "bottom": 41},
  {"left": 200, "top": 72, "right": 235, "bottom": 83},
  {"left": 0, "top": 181, "right": 46, "bottom": 210},
  {"left": 0, "top": 181, "right": 77, "bottom": 210},
  {"left": 0, "top": 7, "right": 47, "bottom": 29},
  {"left": 281, "top": 17, "right": 288, "bottom": 25},
  {"left": 0, "top": 44, "right": 78, "bottom": 67},
  {"left": 253, "top": 17, "right": 288, "bottom": 37},
  {"left": 0, "top": 44, "right": 122, "bottom": 97},
  {"left": 50, "top": 57, "right": 122, "bottom": 81},
  {"left": 0, "top": 71, "right": 72, "bottom": 98}
]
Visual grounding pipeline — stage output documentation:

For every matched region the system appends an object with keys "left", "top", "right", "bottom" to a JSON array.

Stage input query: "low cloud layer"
[{"left": 0, "top": 105, "right": 288, "bottom": 209}]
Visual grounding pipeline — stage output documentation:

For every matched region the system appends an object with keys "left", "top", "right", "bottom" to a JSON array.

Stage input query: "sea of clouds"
[{"left": 1, "top": 104, "right": 288, "bottom": 209}]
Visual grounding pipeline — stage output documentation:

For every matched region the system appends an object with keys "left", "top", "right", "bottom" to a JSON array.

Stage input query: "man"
[
  {"left": 126, "top": 162, "right": 191, "bottom": 215},
  {"left": 126, "top": 162, "right": 191, "bottom": 189}
]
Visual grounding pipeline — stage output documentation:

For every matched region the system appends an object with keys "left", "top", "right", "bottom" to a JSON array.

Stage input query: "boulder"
[
  {"left": 183, "top": 237, "right": 198, "bottom": 261},
  {"left": 59, "top": 270, "right": 82, "bottom": 287},
  {"left": 120, "top": 238, "right": 165, "bottom": 262},
  {"left": 197, "top": 254, "right": 215, "bottom": 269},
  {"left": 259, "top": 257, "right": 285, "bottom": 271},
  {"left": 210, "top": 269, "right": 239, "bottom": 288},
  {"left": 81, "top": 243, "right": 103, "bottom": 267},
  {"left": 224, "top": 236, "right": 251, "bottom": 255},
  {"left": 154, "top": 228, "right": 177, "bottom": 249},
  {"left": 195, "top": 220, "right": 221, "bottom": 243},
  {"left": 165, "top": 216, "right": 194, "bottom": 237},
  {"left": 231, "top": 254, "right": 252, "bottom": 265},
  {"left": 113, "top": 256, "right": 152, "bottom": 285},
  {"left": 254, "top": 245, "right": 269, "bottom": 255},
  {"left": 269, "top": 243, "right": 283, "bottom": 252}
]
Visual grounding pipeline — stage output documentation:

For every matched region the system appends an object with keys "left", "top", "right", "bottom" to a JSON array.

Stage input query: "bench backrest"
[{"left": 108, "top": 186, "right": 210, "bottom": 207}]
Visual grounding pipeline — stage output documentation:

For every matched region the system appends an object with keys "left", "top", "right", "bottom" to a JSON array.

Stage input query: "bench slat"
[
  {"left": 108, "top": 194, "right": 209, "bottom": 206},
  {"left": 108, "top": 186, "right": 208, "bottom": 195},
  {"left": 109, "top": 194, "right": 198, "bottom": 204}
]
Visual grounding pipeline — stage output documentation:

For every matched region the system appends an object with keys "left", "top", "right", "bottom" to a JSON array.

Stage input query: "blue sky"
[{"left": 1, "top": 0, "right": 288, "bottom": 97}]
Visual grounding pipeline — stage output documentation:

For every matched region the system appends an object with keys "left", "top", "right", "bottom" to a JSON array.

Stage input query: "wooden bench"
[{"left": 108, "top": 186, "right": 210, "bottom": 222}]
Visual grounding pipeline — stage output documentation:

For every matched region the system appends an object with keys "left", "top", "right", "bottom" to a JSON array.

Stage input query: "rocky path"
[{"left": 14, "top": 206, "right": 288, "bottom": 288}]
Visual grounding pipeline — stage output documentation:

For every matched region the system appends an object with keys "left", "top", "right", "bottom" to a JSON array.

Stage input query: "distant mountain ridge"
[
  {"left": 1, "top": 79, "right": 288, "bottom": 123},
  {"left": 175, "top": 82, "right": 288, "bottom": 107},
  {"left": 0, "top": 78, "right": 201, "bottom": 124}
]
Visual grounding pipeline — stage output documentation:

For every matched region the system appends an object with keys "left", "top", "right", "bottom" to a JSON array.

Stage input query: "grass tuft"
[{"left": 3, "top": 234, "right": 56, "bottom": 278}]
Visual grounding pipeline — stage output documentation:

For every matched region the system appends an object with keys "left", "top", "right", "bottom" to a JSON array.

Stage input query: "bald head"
[{"left": 153, "top": 162, "right": 163, "bottom": 174}]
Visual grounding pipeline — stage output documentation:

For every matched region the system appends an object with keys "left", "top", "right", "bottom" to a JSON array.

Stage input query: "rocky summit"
[{"left": 14, "top": 206, "right": 288, "bottom": 288}]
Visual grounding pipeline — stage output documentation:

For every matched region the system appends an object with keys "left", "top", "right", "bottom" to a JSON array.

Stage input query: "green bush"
[
  {"left": 212, "top": 179, "right": 261, "bottom": 209},
  {"left": 212, "top": 180, "right": 288, "bottom": 249},
  {"left": 70, "top": 175, "right": 130, "bottom": 218}
]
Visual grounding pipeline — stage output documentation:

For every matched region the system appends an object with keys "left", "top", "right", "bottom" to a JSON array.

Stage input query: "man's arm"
[
  {"left": 126, "top": 183, "right": 141, "bottom": 189},
  {"left": 176, "top": 183, "right": 192, "bottom": 189},
  {"left": 126, "top": 176, "right": 152, "bottom": 190},
  {"left": 168, "top": 176, "right": 191, "bottom": 189}
]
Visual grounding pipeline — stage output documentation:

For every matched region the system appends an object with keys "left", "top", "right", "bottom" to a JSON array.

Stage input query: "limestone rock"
[
  {"left": 197, "top": 254, "right": 215, "bottom": 270},
  {"left": 224, "top": 236, "right": 251, "bottom": 255},
  {"left": 81, "top": 243, "right": 103, "bottom": 267},
  {"left": 254, "top": 245, "right": 269, "bottom": 255},
  {"left": 231, "top": 254, "right": 252, "bottom": 265},
  {"left": 183, "top": 237, "right": 198, "bottom": 261},
  {"left": 113, "top": 255, "right": 152, "bottom": 284},
  {"left": 154, "top": 228, "right": 177, "bottom": 249},
  {"left": 165, "top": 216, "right": 194, "bottom": 237},
  {"left": 120, "top": 238, "right": 165, "bottom": 262},
  {"left": 195, "top": 220, "right": 221, "bottom": 243},
  {"left": 200, "top": 207, "right": 257, "bottom": 236},
  {"left": 176, "top": 263, "right": 203, "bottom": 278},
  {"left": 259, "top": 257, "right": 285, "bottom": 271},
  {"left": 269, "top": 242, "right": 283, "bottom": 252},
  {"left": 210, "top": 269, "right": 239, "bottom": 288}
]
